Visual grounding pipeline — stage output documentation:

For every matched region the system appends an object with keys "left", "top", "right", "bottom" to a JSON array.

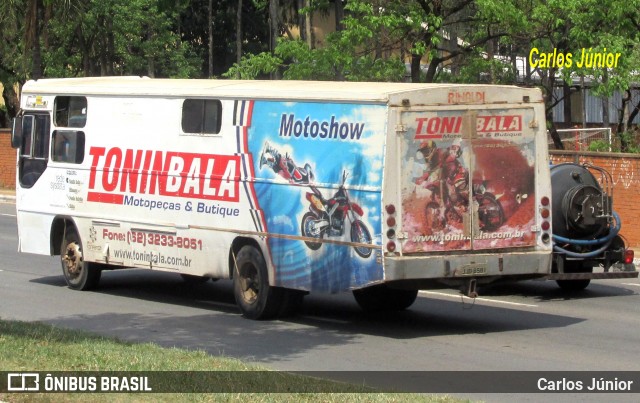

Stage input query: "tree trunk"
[
  {"left": 2, "top": 83, "right": 20, "bottom": 121},
  {"left": 30, "top": 0, "right": 44, "bottom": 79},
  {"left": 410, "top": 53, "right": 421, "bottom": 83},
  {"left": 305, "top": 0, "right": 313, "bottom": 49},
  {"left": 334, "top": 0, "right": 344, "bottom": 31},
  {"left": 208, "top": 0, "right": 213, "bottom": 78},
  {"left": 617, "top": 89, "right": 630, "bottom": 135},
  {"left": 563, "top": 82, "right": 572, "bottom": 125},
  {"left": 544, "top": 70, "right": 564, "bottom": 149},
  {"left": 269, "top": 0, "right": 280, "bottom": 79},
  {"left": 236, "top": 0, "right": 242, "bottom": 78}
]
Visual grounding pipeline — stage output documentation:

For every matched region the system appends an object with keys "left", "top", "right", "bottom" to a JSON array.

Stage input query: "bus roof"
[{"left": 21, "top": 77, "right": 540, "bottom": 104}]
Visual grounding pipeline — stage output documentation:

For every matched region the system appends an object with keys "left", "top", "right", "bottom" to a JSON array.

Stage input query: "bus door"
[{"left": 12, "top": 112, "right": 51, "bottom": 188}]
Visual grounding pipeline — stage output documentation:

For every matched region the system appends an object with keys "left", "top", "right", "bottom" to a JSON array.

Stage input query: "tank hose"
[{"left": 552, "top": 212, "right": 621, "bottom": 258}]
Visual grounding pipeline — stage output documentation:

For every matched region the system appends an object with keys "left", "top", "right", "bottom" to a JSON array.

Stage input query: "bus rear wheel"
[
  {"left": 233, "top": 245, "right": 284, "bottom": 320},
  {"left": 60, "top": 227, "right": 101, "bottom": 290}
]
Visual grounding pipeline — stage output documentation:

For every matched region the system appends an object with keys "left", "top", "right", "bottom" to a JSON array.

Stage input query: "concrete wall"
[
  {"left": 0, "top": 129, "right": 16, "bottom": 189},
  {"left": 550, "top": 150, "right": 640, "bottom": 250}
]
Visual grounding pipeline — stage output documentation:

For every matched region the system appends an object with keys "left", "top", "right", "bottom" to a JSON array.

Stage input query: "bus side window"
[
  {"left": 181, "top": 99, "right": 222, "bottom": 135},
  {"left": 52, "top": 131, "right": 85, "bottom": 164},
  {"left": 55, "top": 96, "right": 87, "bottom": 128}
]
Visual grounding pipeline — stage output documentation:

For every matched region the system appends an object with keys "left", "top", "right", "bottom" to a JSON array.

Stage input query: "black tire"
[
  {"left": 556, "top": 278, "right": 591, "bottom": 291},
  {"left": 350, "top": 220, "right": 372, "bottom": 258},
  {"left": 60, "top": 227, "right": 101, "bottom": 291},
  {"left": 233, "top": 245, "right": 284, "bottom": 319},
  {"left": 301, "top": 212, "right": 322, "bottom": 250},
  {"left": 353, "top": 284, "right": 418, "bottom": 312},
  {"left": 180, "top": 274, "right": 210, "bottom": 284},
  {"left": 555, "top": 261, "right": 592, "bottom": 292}
]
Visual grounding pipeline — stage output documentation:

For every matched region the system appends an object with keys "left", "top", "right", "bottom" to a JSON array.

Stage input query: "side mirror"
[{"left": 11, "top": 117, "right": 22, "bottom": 149}]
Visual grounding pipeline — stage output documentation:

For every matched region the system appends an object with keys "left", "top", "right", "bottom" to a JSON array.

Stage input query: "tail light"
[
  {"left": 385, "top": 204, "right": 397, "bottom": 253},
  {"left": 624, "top": 249, "right": 634, "bottom": 264},
  {"left": 540, "top": 196, "right": 551, "bottom": 243}
]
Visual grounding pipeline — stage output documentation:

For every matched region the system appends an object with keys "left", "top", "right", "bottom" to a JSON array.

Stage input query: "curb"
[{"left": 0, "top": 193, "right": 16, "bottom": 203}]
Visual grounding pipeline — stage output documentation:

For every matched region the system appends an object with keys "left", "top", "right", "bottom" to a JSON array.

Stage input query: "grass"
[{"left": 0, "top": 319, "right": 467, "bottom": 403}]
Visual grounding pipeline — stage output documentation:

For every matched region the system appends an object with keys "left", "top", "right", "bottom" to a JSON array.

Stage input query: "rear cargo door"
[{"left": 398, "top": 107, "right": 538, "bottom": 253}]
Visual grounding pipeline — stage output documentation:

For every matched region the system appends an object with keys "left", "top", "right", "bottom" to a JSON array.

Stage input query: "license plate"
[{"left": 457, "top": 264, "right": 488, "bottom": 276}]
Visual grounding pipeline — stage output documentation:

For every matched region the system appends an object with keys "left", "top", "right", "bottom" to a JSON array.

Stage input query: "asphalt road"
[{"left": 1, "top": 201, "right": 639, "bottom": 401}]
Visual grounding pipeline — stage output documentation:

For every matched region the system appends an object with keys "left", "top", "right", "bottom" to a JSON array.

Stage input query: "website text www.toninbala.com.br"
[
  {"left": 413, "top": 229, "right": 525, "bottom": 243},
  {"left": 112, "top": 249, "right": 192, "bottom": 268}
]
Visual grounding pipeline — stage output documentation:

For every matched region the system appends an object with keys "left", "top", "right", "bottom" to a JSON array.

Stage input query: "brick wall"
[
  {"left": 0, "top": 129, "right": 16, "bottom": 189},
  {"left": 550, "top": 150, "right": 640, "bottom": 250}
]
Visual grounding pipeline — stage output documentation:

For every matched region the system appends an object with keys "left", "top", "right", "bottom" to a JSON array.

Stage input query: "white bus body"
[{"left": 12, "top": 77, "right": 553, "bottom": 318}]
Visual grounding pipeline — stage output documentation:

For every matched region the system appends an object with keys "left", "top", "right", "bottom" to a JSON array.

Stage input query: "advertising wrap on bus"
[
  {"left": 400, "top": 108, "right": 537, "bottom": 253},
  {"left": 246, "top": 101, "right": 386, "bottom": 292}
]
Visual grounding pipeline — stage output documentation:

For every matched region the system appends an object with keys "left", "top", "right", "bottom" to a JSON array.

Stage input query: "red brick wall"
[
  {"left": 0, "top": 129, "right": 16, "bottom": 189},
  {"left": 550, "top": 150, "right": 640, "bottom": 250}
]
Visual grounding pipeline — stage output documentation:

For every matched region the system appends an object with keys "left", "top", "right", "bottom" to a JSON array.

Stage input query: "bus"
[{"left": 11, "top": 77, "right": 553, "bottom": 319}]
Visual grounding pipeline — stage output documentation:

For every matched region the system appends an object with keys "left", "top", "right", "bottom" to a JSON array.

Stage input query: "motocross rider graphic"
[
  {"left": 414, "top": 141, "right": 469, "bottom": 230},
  {"left": 259, "top": 142, "right": 314, "bottom": 185}
]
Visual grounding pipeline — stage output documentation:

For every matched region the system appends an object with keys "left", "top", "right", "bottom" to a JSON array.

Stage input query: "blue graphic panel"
[{"left": 248, "top": 101, "right": 386, "bottom": 292}]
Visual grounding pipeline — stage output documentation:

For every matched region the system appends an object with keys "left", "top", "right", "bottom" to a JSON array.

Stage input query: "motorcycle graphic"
[
  {"left": 472, "top": 181, "right": 505, "bottom": 231},
  {"left": 423, "top": 177, "right": 505, "bottom": 233},
  {"left": 259, "top": 143, "right": 373, "bottom": 258},
  {"left": 301, "top": 171, "right": 373, "bottom": 258}
]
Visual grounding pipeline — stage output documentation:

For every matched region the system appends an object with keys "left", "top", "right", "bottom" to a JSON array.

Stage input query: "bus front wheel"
[
  {"left": 60, "top": 227, "right": 101, "bottom": 290},
  {"left": 233, "top": 245, "right": 283, "bottom": 320}
]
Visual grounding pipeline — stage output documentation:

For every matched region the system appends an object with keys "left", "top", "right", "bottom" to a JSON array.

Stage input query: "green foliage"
[
  {"left": 42, "top": 0, "right": 200, "bottom": 78},
  {"left": 225, "top": 34, "right": 406, "bottom": 82},
  {"left": 587, "top": 139, "right": 611, "bottom": 152}
]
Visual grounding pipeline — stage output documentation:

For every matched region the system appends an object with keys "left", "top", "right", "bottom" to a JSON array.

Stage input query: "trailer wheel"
[
  {"left": 353, "top": 284, "right": 418, "bottom": 312},
  {"left": 555, "top": 261, "right": 591, "bottom": 292},
  {"left": 60, "top": 227, "right": 101, "bottom": 290},
  {"left": 233, "top": 245, "right": 283, "bottom": 319}
]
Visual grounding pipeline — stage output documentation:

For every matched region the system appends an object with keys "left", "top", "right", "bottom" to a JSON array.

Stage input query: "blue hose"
[
  {"left": 553, "top": 239, "right": 614, "bottom": 258},
  {"left": 552, "top": 211, "right": 621, "bottom": 246},
  {"left": 552, "top": 211, "right": 621, "bottom": 257}
]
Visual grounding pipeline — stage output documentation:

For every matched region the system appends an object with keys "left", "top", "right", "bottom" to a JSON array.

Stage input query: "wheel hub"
[{"left": 63, "top": 242, "right": 82, "bottom": 275}]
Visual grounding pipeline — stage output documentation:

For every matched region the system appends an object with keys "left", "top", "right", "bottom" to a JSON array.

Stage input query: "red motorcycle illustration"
[
  {"left": 416, "top": 141, "right": 504, "bottom": 232},
  {"left": 301, "top": 171, "right": 372, "bottom": 258},
  {"left": 472, "top": 181, "right": 505, "bottom": 231},
  {"left": 421, "top": 175, "right": 505, "bottom": 233},
  {"left": 259, "top": 143, "right": 372, "bottom": 258}
]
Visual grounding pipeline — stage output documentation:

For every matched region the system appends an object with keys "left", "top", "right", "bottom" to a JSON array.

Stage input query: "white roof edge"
[{"left": 21, "top": 77, "right": 538, "bottom": 103}]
